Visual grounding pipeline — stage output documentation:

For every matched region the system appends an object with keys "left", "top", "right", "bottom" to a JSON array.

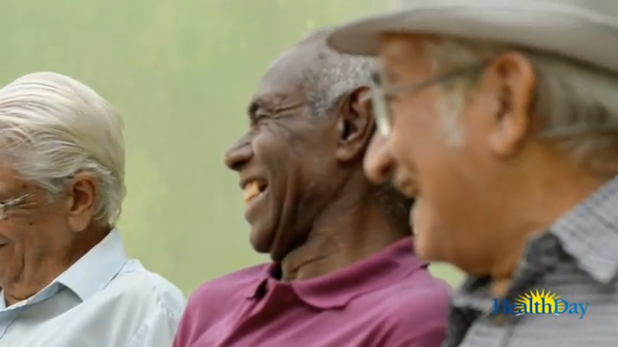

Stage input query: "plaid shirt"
[{"left": 446, "top": 176, "right": 618, "bottom": 347}]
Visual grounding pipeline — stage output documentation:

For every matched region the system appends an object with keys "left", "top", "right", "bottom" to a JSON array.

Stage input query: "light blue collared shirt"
[{"left": 0, "top": 229, "right": 186, "bottom": 347}]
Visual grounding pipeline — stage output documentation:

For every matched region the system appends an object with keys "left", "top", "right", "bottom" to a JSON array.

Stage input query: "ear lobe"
[{"left": 335, "top": 87, "right": 375, "bottom": 162}]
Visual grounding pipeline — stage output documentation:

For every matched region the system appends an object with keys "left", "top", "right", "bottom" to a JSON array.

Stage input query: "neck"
[
  {"left": 489, "top": 156, "right": 610, "bottom": 297},
  {"left": 280, "top": 194, "right": 409, "bottom": 282},
  {"left": 3, "top": 225, "right": 110, "bottom": 306}
]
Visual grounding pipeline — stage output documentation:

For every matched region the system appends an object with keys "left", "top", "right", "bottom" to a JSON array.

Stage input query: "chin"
[
  {"left": 249, "top": 227, "right": 274, "bottom": 254},
  {"left": 250, "top": 214, "right": 285, "bottom": 258},
  {"left": 413, "top": 237, "right": 445, "bottom": 262}
]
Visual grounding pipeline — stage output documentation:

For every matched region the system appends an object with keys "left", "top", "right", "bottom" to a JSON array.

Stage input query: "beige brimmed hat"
[{"left": 327, "top": 0, "right": 618, "bottom": 73}]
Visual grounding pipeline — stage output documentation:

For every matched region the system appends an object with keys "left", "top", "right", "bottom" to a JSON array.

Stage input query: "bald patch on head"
[
  {"left": 262, "top": 44, "right": 319, "bottom": 85},
  {"left": 257, "top": 27, "right": 373, "bottom": 119}
]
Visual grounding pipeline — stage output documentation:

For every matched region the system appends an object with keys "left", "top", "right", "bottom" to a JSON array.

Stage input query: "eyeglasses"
[
  {"left": 0, "top": 191, "right": 36, "bottom": 220},
  {"left": 368, "top": 63, "right": 487, "bottom": 138}
]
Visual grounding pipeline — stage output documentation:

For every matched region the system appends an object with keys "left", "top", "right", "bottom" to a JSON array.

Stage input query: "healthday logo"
[{"left": 493, "top": 289, "right": 589, "bottom": 319}]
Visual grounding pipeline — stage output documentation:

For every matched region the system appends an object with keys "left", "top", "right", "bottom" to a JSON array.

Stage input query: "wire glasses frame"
[
  {"left": 0, "top": 191, "right": 36, "bottom": 220},
  {"left": 369, "top": 63, "right": 487, "bottom": 138}
]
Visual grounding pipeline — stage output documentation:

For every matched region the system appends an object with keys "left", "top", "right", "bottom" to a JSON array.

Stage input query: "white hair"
[
  {"left": 424, "top": 38, "right": 618, "bottom": 166},
  {"left": 300, "top": 27, "right": 374, "bottom": 118},
  {"left": 0, "top": 72, "right": 126, "bottom": 225}
]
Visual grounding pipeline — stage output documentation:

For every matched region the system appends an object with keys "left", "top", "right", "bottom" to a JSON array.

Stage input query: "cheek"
[
  {"left": 251, "top": 130, "right": 287, "bottom": 176},
  {"left": 0, "top": 222, "right": 24, "bottom": 245},
  {"left": 390, "top": 108, "right": 472, "bottom": 256},
  {"left": 0, "top": 218, "right": 48, "bottom": 254},
  {"left": 252, "top": 125, "right": 295, "bottom": 160},
  {"left": 0, "top": 206, "right": 41, "bottom": 243},
  {"left": 389, "top": 105, "right": 448, "bottom": 179},
  {"left": 2, "top": 205, "right": 64, "bottom": 245},
  {"left": 0, "top": 224, "right": 29, "bottom": 270}
]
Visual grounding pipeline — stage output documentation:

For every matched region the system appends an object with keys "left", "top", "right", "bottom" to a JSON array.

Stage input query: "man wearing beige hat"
[{"left": 327, "top": 0, "right": 618, "bottom": 346}]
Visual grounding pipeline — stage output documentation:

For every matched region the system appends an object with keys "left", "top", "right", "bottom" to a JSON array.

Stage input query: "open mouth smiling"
[{"left": 243, "top": 180, "right": 268, "bottom": 203}]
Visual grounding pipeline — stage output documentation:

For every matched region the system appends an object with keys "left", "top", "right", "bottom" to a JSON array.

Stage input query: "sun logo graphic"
[
  {"left": 493, "top": 289, "right": 590, "bottom": 319},
  {"left": 514, "top": 289, "right": 565, "bottom": 315}
]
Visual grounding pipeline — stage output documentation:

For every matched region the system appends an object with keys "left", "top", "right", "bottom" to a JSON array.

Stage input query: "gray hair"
[
  {"left": 0, "top": 72, "right": 126, "bottom": 225},
  {"left": 300, "top": 28, "right": 374, "bottom": 118},
  {"left": 297, "top": 29, "right": 412, "bottom": 227},
  {"left": 425, "top": 38, "right": 618, "bottom": 169}
]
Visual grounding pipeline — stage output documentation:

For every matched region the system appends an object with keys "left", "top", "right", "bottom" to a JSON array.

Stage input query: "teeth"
[{"left": 243, "top": 182, "right": 261, "bottom": 203}]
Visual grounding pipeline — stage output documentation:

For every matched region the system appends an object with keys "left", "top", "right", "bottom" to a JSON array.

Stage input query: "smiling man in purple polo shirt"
[{"left": 173, "top": 28, "right": 450, "bottom": 347}]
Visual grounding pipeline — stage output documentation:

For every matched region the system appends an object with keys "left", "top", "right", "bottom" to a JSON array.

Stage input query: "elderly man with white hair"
[
  {"left": 327, "top": 0, "right": 618, "bottom": 346},
  {"left": 0, "top": 72, "right": 185, "bottom": 346}
]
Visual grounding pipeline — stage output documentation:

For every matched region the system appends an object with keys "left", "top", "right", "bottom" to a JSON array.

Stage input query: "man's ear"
[
  {"left": 65, "top": 172, "right": 98, "bottom": 233},
  {"left": 485, "top": 51, "right": 536, "bottom": 158},
  {"left": 335, "top": 87, "right": 375, "bottom": 162}
]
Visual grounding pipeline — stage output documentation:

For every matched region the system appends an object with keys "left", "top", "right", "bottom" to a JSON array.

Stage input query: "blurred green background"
[{"left": 0, "top": 0, "right": 462, "bottom": 294}]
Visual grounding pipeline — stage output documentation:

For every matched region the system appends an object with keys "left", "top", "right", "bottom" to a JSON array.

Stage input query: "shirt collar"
[
  {"left": 244, "top": 237, "right": 427, "bottom": 309},
  {"left": 550, "top": 175, "right": 618, "bottom": 283},
  {"left": 444, "top": 177, "right": 618, "bottom": 347},
  {"left": 55, "top": 228, "right": 128, "bottom": 301},
  {"left": 453, "top": 175, "right": 618, "bottom": 307}
]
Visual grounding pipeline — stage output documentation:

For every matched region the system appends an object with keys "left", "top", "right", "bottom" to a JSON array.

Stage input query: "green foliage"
[{"left": 0, "top": 0, "right": 461, "bottom": 294}]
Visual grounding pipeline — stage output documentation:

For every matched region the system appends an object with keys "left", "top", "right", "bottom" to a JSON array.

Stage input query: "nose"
[
  {"left": 364, "top": 133, "right": 395, "bottom": 185},
  {"left": 224, "top": 139, "right": 253, "bottom": 171}
]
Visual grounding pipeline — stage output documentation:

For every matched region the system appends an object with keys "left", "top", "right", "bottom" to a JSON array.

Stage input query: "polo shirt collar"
[{"left": 244, "top": 237, "right": 426, "bottom": 309}]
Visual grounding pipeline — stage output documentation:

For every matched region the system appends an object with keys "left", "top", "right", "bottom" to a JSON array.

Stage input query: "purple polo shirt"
[{"left": 174, "top": 237, "right": 450, "bottom": 347}]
